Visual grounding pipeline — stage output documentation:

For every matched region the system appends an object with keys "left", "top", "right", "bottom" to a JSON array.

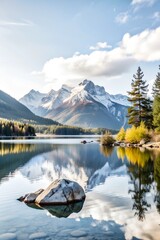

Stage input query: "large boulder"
[{"left": 35, "top": 179, "right": 85, "bottom": 205}]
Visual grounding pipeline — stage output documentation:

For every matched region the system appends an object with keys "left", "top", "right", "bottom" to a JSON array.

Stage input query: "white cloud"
[
  {"left": 89, "top": 42, "right": 112, "bottom": 50},
  {"left": 121, "top": 27, "right": 160, "bottom": 61},
  {"left": 115, "top": 12, "right": 129, "bottom": 24},
  {"left": 131, "top": 0, "right": 156, "bottom": 6},
  {"left": 34, "top": 27, "right": 160, "bottom": 89},
  {"left": 0, "top": 19, "right": 33, "bottom": 27},
  {"left": 74, "top": 51, "right": 81, "bottom": 56}
]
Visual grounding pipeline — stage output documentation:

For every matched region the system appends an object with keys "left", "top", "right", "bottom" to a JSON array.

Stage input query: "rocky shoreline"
[{"left": 113, "top": 141, "right": 160, "bottom": 149}]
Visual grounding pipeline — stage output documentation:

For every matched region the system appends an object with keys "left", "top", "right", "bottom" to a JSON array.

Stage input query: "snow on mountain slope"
[
  {"left": 20, "top": 80, "right": 129, "bottom": 113},
  {"left": 110, "top": 94, "right": 130, "bottom": 106},
  {"left": 63, "top": 84, "right": 93, "bottom": 105},
  {"left": 19, "top": 79, "right": 129, "bottom": 129},
  {"left": 46, "top": 86, "right": 71, "bottom": 109},
  {"left": 40, "top": 87, "right": 71, "bottom": 110},
  {"left": 63, "top": 80, "right": 113, "bottom": 110},
  {"left": 19, "top": 86, "right": 71, "bottom": 116},
  {"left": 41, "top": 89, "right": 56, "bottom": 110},
  {"left": 20, "top": 89, "right": 46, "bottom": 108}
]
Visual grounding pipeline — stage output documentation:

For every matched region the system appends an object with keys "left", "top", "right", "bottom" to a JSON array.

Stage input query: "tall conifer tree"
[
  {"left": 152, "top": 66, "right": 160, "bottom": 131},
  {"left": 128, "top": 67, "right": 152, "bottom": 128}
]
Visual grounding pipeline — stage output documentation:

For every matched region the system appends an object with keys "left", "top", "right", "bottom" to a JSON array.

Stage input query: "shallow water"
[{"left": 0, "top": 137, "right": 160, "bottom": 240}]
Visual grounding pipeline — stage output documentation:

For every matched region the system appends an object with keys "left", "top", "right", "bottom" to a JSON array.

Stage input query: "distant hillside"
[{"left": 0, "top": 90, "right": 59, "bottom": 125}]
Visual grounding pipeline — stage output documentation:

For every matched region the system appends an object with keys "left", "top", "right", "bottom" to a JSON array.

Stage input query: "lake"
[{"left": 0, "top": 137, "right": 160, "bottom": 240}]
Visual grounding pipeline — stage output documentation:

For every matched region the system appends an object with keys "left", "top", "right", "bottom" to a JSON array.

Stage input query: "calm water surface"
[{"left": 0, "top": 137, "right": 160, "bottom": 240}]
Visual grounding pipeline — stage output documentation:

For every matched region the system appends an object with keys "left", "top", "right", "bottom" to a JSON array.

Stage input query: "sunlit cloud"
[
  {"left": 121, "top": 27, "right": 160, "bottom": 61},
  {"left": 33, "top": 27, "right": 160, "bottom": 89},
  {"left": 89, "top": 42, "right": 112, "bottom": 50}
]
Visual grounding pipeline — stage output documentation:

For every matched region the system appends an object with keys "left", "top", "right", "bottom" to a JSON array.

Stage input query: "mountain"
[
  {"left": 0, "top": 90, "right": 58, "bottom": 125},
  {"left": 20, "top": 89, "right": 46, "bottom": 116},
  {"left": 20, "top": 80, "right": 130, "bottom": 129},
  {"left": 20, "top": 86, "right": 71, "bottom": 117}
]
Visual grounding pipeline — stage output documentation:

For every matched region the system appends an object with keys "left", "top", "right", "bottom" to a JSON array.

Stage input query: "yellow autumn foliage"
[
  {"left": 125, "top": 122, "right": 150, "bottom": 144},
  {"left": 116, "top": 127, "right": 126, "bottom": 141}
]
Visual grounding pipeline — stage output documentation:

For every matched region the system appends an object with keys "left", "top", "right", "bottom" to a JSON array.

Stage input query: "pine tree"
[
  {"left": 128, "top": 67, "right": 152, "bottom": 128},
  {"left": 143, "top": 97, "right": 153, "bottom": 129},
  {"left": 152, "top": 66, "right": 160, "bottom": 131},
  {"left": 152, "top": 65, "right": 160, "bottom": 98}
]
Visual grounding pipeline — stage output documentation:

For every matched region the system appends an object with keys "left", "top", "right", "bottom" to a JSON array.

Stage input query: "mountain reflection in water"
[{"left": 0, "top": 141, "right": 160, "bottom": 240}]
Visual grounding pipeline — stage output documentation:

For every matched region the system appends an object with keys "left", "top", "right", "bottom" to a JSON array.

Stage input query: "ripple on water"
[
  {"left": 29, "top": 232, "right": 48, "bottom": 240},
  {"left": 0, "top": 233, "right": 17, "bottom": 240},
  {"left": 70, "top": 230, "right": 88, "bottom": 237}
]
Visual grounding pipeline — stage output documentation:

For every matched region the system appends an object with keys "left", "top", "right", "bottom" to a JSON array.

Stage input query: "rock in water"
[
  {"left": 24, "top": 189, "right": 44, "bottom": 203},
  {"left": 18, "top": 189, "right": 44, "bottom": 203},
  {"left": 35, "top": 179, "right": 85, "bottom": 205}
]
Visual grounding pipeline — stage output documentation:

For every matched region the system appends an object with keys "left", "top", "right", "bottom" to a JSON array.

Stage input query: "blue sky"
[{"left": 0, "top": 0, "right": 160, "bottom": 99}]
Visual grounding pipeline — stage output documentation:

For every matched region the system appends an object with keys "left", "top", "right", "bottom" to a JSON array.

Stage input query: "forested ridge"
[{"left": 0, "top": 119, "right": 35, "bottom": 136}]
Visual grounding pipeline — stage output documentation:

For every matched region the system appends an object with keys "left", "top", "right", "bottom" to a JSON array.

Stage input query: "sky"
[{"left": 0, "top": 0, "right": 160, "bottom": 99}]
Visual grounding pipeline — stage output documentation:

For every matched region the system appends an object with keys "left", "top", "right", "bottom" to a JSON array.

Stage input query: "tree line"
[
  {"left": 0, "top": 119, "right": 35, "bottom": 136},
  {"left": 34, "top": 124, "right": 117, "bottom": 135}
]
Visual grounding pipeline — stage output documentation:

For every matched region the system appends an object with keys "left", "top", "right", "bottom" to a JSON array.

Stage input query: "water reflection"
[
  {"left": 19, "top": 144, "right": 111, "bottom": 189},
  {"left": 26, "top": 201, "right": 85, "bottom": 218},
  {"left": 0, "top": 143, "right": 54, "bottom": 182},
  {"left": 117, "top": 147, "right": 160, "bottom": 221},
  {"left": 154, "top": 151, "right": 160, "bottom": 214},
  {"left": 100, "top": 145, "right": 114, "bottom": 157},
  {"left": 0, "top": 143, "right": 160, "bottom": 232},
  {"left": 0, "top": 143, "right": 36, "bottom": 155}
]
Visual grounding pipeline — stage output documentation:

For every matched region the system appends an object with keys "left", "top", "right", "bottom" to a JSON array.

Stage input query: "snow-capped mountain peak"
[
  {"left": 19, "top": 79, "right": 129, "bottom": 129},
  {"left": 79, "top": 79, "right": 106, "bottom": 96},
  {"left": 19, "top": 89, "right": 46, "bottom": 108}
]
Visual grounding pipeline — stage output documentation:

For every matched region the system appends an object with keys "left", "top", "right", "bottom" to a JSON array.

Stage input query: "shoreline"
[
  {"left": 113, "top": 141, "right": 160, "bottom": 149},
  {"left": 142, "top": 141, "right": 160, "bottom": 149}
]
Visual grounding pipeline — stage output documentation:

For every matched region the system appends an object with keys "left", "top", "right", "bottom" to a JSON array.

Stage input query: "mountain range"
[
  {"left": 0, "top": 90, "right": 58, "bottom": 125},
  {"left": 20, "top": 80, "right": 130, "bottom": 129}
]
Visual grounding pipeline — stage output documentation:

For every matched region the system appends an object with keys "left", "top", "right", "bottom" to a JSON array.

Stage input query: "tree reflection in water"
[
  {"left": 117, "top": 147, "right": 160, "bottom": 221},
  {"left": 153, "top": 151, "right": 160, "bottom": 214},
  {"left": 100, "top": 145, "right": 114, "bottom": 157}
]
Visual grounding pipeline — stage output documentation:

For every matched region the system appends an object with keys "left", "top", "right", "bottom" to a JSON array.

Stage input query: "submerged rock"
[{"left": 36, "top": 179, "right": 85, "bottom": 205}]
